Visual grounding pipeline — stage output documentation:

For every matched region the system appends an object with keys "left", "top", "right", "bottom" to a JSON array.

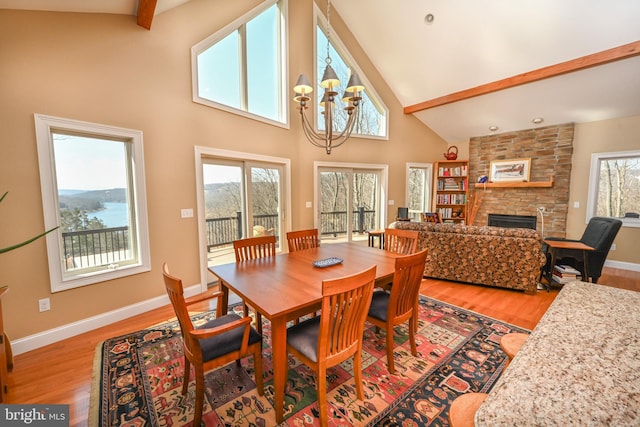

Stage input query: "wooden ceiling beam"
[
  {"left": 137, "top": 0, "right": 158, "bottom": 30},
  {"left": 404, "top": 40, "right": 640, "bottom": 115}
]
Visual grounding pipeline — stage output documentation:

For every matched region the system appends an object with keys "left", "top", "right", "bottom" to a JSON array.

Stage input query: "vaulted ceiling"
[{"left": 2, "top": 0, "right": 639, "bottom": 143}]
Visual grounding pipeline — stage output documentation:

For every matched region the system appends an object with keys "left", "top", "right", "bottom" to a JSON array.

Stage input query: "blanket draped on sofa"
[{"left": 390, "top": 221, "right": 546, "bottom": 294}]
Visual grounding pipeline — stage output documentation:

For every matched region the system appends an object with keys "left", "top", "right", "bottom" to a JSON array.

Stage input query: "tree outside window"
[
  {"left": 316, "top": 21, "right": 388, "bottom": 138},
  {"left": 588, "top": 151, "right": 640, "bottom": 227}
]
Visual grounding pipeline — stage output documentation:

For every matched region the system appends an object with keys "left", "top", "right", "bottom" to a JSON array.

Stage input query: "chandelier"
[{"left": 293, "top": 0, "right": 365, "bottom": 154}]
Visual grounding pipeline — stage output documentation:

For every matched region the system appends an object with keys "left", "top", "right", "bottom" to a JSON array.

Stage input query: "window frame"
[
  {"left": 405, "top": 163, "right": 433, "bottom": 221},
  {"left": 191, "top": 0, "right": 289, "bottom": 129},
  {"left": 34, "top": 114, "right": 151, "bottom": 292},
  {"left": 586, "top": 149, "right": 640, "bottom": 228},
  {"left": 313, "top": 3, "right": 389, "bottom": 140}
]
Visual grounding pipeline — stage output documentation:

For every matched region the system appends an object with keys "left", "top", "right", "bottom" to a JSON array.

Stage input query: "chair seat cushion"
[
  {"left": 367, "top": 291, "right": 390, "bottom": 322},
  {"left": 286, "top": 317, "right": 321, "bottom": 363},
  {"left": 198, "top": 313, "right": 262, "bottom": 361}
]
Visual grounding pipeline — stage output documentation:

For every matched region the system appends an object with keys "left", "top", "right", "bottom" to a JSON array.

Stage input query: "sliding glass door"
[
  {"left": 317, "top": 164, "right": 385, "bottom": 243},
  {"left": 203, "top": 159, "right": 284, "bottom": 263}
]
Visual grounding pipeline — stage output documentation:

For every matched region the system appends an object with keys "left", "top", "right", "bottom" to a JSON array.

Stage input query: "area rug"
[{"left": 90, "top": 297, "right": 529, "bottom": 426}]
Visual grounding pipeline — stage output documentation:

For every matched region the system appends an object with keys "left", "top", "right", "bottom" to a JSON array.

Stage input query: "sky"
[
  {"left": 53, "top": 133, "right": 128, "bottom": 191},
  {"left": 203, "top": 164, "right": 242, "bottom": 184}
]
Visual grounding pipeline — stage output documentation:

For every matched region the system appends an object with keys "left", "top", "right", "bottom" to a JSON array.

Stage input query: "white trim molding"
[{"left": 12, "top": 284, "right": 191, "bottom": 355}]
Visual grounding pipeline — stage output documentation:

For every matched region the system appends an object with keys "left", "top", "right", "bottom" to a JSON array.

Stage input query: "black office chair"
[{"left": 543, "top": 216, "right": 622, "bottom": 283}]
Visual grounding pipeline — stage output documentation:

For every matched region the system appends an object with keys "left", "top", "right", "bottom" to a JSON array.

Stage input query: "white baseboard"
[
  {"left": 604, "top": 259, "right": 640, "bottom": 272},
  {"left": 11, "top": 283, "right": 241, "bottom": 356}
]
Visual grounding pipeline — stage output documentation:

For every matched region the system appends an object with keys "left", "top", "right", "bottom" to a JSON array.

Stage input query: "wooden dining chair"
[
  {"left": 233, "top": 235, "right": 277, "bottom": 334},
  {"left": 378, "top": 228, "right": 421, "bottom": 292},
  {"left": 286, "top": 265, "right": 376, "bottom": 427},
  {"left": 286, "top": 228, "right": 320, "bottom": 252},
  {"left": 286, "top": 228, "right": 321, "bottom": 322},
  {"left": 367, "top": 249, "right": 429, "bottom": 374},
  {"left": 162, "top": 263, "right": 263, "bottom": 427},
  {"left": 384, "top": 228, "right": 419, "bottom": 255},
  {"left": 233, "top": 235, "right": 277, "bottom": 261}
]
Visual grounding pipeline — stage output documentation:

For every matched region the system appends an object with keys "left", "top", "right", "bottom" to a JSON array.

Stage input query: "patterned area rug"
[{"left": 90, "top": 297, "right": 528, "bottom": 426}]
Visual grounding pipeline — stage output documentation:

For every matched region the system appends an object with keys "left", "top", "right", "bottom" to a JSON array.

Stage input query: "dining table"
[{"left": 208, "top": 242, "right": 400, "bottom": 424}]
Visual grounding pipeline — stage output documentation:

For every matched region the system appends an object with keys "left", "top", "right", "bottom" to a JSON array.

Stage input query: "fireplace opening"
[{"left": 487, "top": 214, "right": 537, "bottom": 230}]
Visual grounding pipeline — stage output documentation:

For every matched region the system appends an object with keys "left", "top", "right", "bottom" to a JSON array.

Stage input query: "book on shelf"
[
  {"left": 552, "top": 274, "right": 581, "bottom": 284},
  {"left": 436, "top": 194, "right": 466, "bottom": 204},
  {"left": 552, "top": 265, "right": 581, "bottom": 283},
  {"left": 438, "top": 165, "right": 468, "bottom": 177},
  {"left": 554, "top": 264, "right": 581, "bottom": 275}
]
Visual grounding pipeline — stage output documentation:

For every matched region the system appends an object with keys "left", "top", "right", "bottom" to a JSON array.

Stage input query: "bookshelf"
[{"left": 433, "top": 160, "right": 468, "bottom": 224}]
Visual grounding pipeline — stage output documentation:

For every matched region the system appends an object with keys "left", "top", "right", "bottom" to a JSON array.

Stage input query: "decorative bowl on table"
[{"left": 312, "top": 257, "right": 343, "bottom": 268}]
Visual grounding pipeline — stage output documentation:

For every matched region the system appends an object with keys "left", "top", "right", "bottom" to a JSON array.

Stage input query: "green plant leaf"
[
  {"left": 1, "top": 190, "right": 60, "bottom": 254},
  {"left": 0, "top": 227, "right": 59, "bottom": 254}
]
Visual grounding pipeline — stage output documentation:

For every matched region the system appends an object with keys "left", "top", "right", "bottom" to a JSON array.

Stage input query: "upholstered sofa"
[{"left": 390, "top": 221, "right": 546, "bottom": 294}]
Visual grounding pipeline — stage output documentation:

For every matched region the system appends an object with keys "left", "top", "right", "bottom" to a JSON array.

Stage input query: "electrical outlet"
[
  {"left": 39, "top": 298, "right": 51, "bottom": 312},
  {"left": 610, "top": 243, "right": 616, "bottom": 251}
]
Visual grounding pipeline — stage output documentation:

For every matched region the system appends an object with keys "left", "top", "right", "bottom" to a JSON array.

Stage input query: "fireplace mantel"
[{"left": 473, "top": 175, "right": 554, "bottom": 188}]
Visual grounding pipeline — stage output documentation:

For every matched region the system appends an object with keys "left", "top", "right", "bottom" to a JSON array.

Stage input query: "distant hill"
[{"left": 59, "top": 188, "right": 126, "bottom": 212}]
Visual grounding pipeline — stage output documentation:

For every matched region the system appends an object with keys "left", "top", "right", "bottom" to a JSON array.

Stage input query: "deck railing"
[
  {"left": 206, "top": 208, "right": 376, "bottom": 250},
  {"left": 62, "top": 208, "right": 377, "bottom": 262},
  {"left": 62, "top": 226, "right": 130, "bottom": 269}
]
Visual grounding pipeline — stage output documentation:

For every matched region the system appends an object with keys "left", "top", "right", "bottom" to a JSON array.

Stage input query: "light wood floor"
[{"left": 6, "top": 266, "right": 638, "bottom": 427}]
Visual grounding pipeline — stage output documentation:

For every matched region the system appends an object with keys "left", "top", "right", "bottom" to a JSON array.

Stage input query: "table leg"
[
  {"left": 219, "top": 279, "right": 229, "bottom": 313},
  {"left": 546, "top": 248, "right": 558, "bottom": 292},
  {"left": 271, "top": 316, "right": 287, "bottom": 424},
  {"left": 582, "top": 251, "right": 590, "bottom": 283}
]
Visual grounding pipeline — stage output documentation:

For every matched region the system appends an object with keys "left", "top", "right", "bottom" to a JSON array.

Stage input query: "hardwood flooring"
[{"left": 5, "top": 266, "right": 638, "bottom": 426}]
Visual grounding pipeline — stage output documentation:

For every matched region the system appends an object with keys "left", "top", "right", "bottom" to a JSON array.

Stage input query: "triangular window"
[{"left": 315, "top": 7, "right": 388, "bottom": 138}]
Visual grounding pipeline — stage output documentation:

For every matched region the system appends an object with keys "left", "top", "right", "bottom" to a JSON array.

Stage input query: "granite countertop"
[{"left": 475, "top": 281, "right": 640, "bottom": 426}]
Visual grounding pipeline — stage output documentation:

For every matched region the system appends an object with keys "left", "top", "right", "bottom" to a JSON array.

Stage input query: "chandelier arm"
[
  {"left": 302, "top": 124, "right": 326, "bottom": 148},
  {"left": 300, "top": 105, "right": 359, "bottom": 150},
  {"left": 299, "top": 109, "right": 330, "bottom": 147},
  {"left": 328, "top": 107, "right": 358, "bottom": 143},
  {"left": 326, "top": 123, "right": 353, "bottom": 149}
]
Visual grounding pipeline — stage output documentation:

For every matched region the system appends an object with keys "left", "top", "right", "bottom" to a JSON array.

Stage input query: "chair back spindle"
[
  {"left": 384, "top": 228, "right": 419, "bottom": 255},
  {"left": 286, "top": 228, "right": 320, "bottom": 252},
  {"left": 233, "top": 235, "right": 277, "bottom": 261}
]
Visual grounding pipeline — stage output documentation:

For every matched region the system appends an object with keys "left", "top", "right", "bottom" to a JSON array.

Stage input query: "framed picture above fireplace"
[{"left": 489, "top": 158, "right": 531, "bottom": 182}]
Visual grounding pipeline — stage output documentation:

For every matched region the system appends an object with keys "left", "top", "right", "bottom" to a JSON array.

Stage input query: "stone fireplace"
[{"left": 468, "top": 123, "right": 574, "bottom": 238}]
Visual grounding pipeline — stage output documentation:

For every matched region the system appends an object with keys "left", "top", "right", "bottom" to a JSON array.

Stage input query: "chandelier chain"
[{"left": 325, "top": 0, "right": 331, "bottom": 65}]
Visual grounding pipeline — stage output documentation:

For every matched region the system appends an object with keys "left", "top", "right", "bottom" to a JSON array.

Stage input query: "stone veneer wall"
[{"left": 468, "top": 123, "right": 574, "bottom": 238}]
